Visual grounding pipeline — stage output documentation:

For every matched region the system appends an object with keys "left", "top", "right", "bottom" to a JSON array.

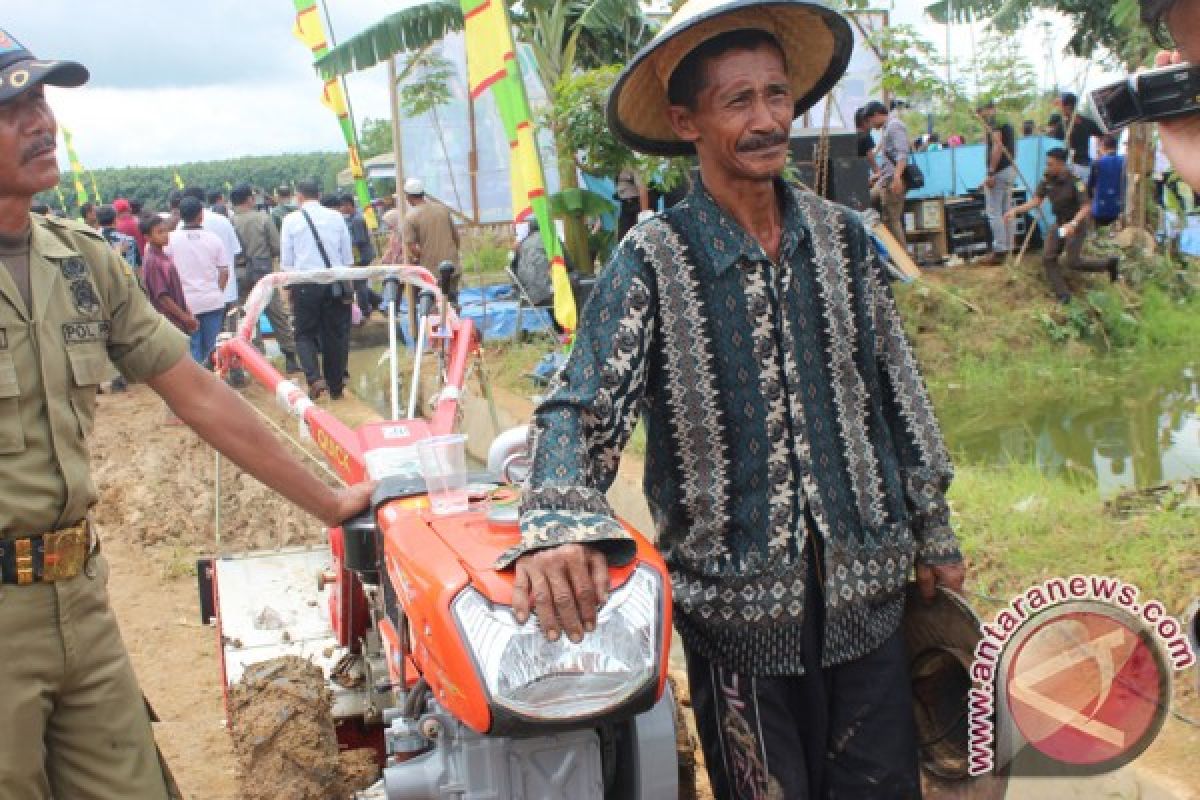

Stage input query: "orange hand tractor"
[{"left": 206, "top": 266, "right": 679, "bottom": 799}]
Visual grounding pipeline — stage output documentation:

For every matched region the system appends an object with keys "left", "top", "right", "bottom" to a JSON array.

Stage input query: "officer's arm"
[
  {"left": 1008, "top": 193, "right": 1043, "bottom": 218},
  {"left": 267, "top": 214, "right": 281, "bottom": 258},
  {"left": 147, "top": 356, "right": 373, "bottom": 525}
]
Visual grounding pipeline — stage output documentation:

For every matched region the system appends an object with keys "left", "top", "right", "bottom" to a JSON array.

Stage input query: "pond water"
[
  {"left": 345, "top": 335, "right": 1199, "bottom": 497},
  {"left": 938, "top": 360, "right": 1200, "bottom": 496},
  {"left": 346, "top": 345, "right": 398, "bottom": 417}
]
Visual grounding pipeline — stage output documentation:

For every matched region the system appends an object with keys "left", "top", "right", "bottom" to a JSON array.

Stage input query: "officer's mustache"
[
  {"left": 22, "top": 135, "right": 57, "bottom": 164},
  {"left": 736, "top": 130, "right": 789, "bottom": 153}
]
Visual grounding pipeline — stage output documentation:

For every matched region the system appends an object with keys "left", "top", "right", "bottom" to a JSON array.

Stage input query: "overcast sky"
[{"left": 5, "top": 0, "right": 1116, "bottom": 171}]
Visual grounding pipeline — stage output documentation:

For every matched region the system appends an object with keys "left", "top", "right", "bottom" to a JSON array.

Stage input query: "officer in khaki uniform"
[
  {"left": 0, "top": 32, "right": 373, "bottom": 799},
  {"left": 1005, "top": 146, "right": 1120, "bottom": 304}
]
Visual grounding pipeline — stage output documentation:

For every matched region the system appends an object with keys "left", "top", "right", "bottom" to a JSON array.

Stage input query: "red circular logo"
[{"left": 1005, "top": 607, "right": 1168, "bottom": 768}]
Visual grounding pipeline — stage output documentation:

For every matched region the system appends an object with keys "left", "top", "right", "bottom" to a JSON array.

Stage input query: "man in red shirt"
[{"left": 112, "top": 197, "right": 144, "bottom": 258}]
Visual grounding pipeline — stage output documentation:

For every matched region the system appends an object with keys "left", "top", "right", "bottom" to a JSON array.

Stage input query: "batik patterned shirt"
[{"left": 498, "top": 179, "right": 961, "bottom": 675}]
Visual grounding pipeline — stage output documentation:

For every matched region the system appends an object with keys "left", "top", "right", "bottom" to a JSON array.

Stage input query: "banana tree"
[
  {"left": 513, "top": 0, "right": 653, "bottom": 272},
  {"left": 316, "top": 0, "right": 652, "bottom": 272}
]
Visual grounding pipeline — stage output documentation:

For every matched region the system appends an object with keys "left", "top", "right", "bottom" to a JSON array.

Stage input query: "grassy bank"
[
  {"left": 950, "top": 462, "right": 1196, "bottom": 615},
  {"left": 896, "top": 249, "right": 1200, "bottom": 408}
]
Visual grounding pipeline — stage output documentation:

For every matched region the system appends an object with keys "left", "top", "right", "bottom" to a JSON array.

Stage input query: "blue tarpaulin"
[
  {"left": 391, "top": 284, "right": 555, "bottom": 343},
  {"left": 905, "top": 136, "right": 1059, "bottom": 199},
  {"left": 458, "top": 285, "right": 555, "bottom": 341},
  {"left": 1180, "top": 224, "right": 1200, "bottom": 256},
  {"left": 256, "top": 284, "right": 555, "bottom": 342},
  {"left": 904, "top": 136, "right": 1062, "bottom": 229}
]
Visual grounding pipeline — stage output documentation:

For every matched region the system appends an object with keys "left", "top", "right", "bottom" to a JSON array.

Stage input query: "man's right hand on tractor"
[
  {"left": 320, "top": 481, "right": 378, "bottom": 528},
  {"left": 511, "top": 544, "right": 610, "bottom": 644}
]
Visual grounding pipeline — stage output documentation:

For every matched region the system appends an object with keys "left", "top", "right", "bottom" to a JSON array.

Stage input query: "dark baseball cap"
[{"left": 0, "top": 28, "right": 89, "bottom": 105}]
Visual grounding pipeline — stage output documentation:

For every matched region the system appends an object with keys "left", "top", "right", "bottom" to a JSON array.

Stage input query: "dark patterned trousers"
[{"left": 685, "top": 544, "right": 922, "bottom": 799}]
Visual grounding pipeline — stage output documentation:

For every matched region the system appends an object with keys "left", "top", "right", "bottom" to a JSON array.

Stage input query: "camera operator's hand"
[{"left": 1156, "top": 50, "right": 1200, "bottom": 191}]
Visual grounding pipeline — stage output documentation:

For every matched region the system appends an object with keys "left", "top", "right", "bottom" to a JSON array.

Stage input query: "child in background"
[
  {"left": 140, "top": 215, "right": 197, "bottom": 334},
  {"left": 140, "top": 214, "right": 197, "bottom": 423}
]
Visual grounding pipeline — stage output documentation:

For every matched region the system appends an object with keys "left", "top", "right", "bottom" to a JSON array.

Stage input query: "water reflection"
[
  {"left": 346, "top": 345, "right": 396, "bottom": 416},
  {"left": 345, "top": 330, "right": 1198, "bottom": 497},
  {"left": 942, "top": 363, "right": 1200, "bottom": 495}
]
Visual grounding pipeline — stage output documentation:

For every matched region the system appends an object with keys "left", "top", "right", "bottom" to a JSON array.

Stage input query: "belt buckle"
[
  {"left": 43, "top": 522, "right": 88, "bottom": 582},
  {"left": 15, "top": 538, "right": 33, "bottom": 585}
]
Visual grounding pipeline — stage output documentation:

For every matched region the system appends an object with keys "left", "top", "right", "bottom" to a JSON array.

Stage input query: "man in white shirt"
[
  {"left": 168, "top": 197, "right": 230, "bottom": 364},
  {"left": 178, "top": 187, "right": 243, "bottom": 317},
  {"left": 280, "top": 179, "right": 354, "bottom": 400}
]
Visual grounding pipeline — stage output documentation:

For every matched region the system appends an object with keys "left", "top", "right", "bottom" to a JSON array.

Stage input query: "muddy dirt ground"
[
  {"left": 94, "top": 382, "right": 1197, "bottom": 800},
  {"left": 94, "top": 382, "right": 339, "bottom": 799}
]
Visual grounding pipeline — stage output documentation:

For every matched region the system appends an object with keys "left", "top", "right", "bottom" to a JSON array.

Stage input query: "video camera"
[{"left": 1090, "top": 62, "right": 1200, "bottom": 133}]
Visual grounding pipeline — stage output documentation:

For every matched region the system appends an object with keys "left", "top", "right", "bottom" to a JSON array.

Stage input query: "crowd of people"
[
  {"left": 34, "top": 175, "right": 462, "bottom": 402},
  {"left": 854, "top": 89, "right": 1152, "bottom": 303}
]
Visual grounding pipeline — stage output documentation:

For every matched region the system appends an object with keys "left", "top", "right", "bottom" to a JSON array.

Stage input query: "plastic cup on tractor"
[{"left": 416, "top": 433, "right": 470, "bottom": 515}]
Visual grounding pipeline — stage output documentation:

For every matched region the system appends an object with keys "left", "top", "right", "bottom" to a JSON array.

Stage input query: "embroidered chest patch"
[
  {"left": 62, "top": 320, "right": 111, "bottom": 344},
  {"left": 59, "top": 257, "right": 101, "bottom": 315}
]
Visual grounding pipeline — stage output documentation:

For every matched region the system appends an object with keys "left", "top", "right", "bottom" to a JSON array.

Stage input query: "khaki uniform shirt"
[
  {"left": 0, "top": 214, "right": 188, "bottom": 538},
  {"left": 232, "top": 208, "right": 280, "bottom": 265},
  {"left": 401, "top": 201, "right": 460, "bottom": 273},
  {"left": 1036, "top": 172, "right": 1087, "bottom": 224}
]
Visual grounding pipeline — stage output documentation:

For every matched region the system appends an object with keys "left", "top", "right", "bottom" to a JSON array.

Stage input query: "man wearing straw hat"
[{"left": 498, "top": 1, "right": 967, "bottom": 796}]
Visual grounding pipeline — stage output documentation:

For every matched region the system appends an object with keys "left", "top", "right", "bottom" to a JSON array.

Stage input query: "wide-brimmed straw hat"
[
  {"left": 607, "top": 0, "right": 853, "bottom": 157},
  {"left": 902, "top": 583, "right": 984, "bottom": 781}
]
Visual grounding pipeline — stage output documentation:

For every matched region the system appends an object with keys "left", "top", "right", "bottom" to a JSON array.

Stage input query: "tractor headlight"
[{"left": 452, "top": 565, "right": 662, "bottom": 722}]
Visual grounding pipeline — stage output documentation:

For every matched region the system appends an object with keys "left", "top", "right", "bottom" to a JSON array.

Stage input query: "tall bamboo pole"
[
  {"left": 388, "top": 56, "right": 407, "bottom": 214},
  {"left": 467, "top": 90, "right": 481, "bottom": 225}
]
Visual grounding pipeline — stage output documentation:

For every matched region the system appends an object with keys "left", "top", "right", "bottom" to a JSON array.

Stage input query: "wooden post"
[
  {"left": 388, "top": 55, "right": 407, "bottom": 214},
  {"left": 1125, "top": 122, "right": 1152, "bottom": 235},
  {"left": 467, "top": 90, "right": 481, "bottom": 224},
  {"left": 388, "top": 55, "right": 418, "bottom": 347}
]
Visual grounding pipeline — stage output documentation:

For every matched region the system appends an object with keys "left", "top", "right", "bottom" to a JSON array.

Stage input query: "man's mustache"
[
  {"left": 22, "top": 135, "right": 56, "bottom": 164},
  {"left": 736, "top": 130, "right": 789, "bottom": 153}
]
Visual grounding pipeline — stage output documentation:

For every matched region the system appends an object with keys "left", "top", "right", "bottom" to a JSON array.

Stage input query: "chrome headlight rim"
[{"left": 451, "top": 564, "right": 666, "bottom": 728}]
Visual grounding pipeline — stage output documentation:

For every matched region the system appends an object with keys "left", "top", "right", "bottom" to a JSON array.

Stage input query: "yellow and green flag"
[
  {"left": 460, "top": 0, "right": 576, "bottom": 331},
  {"left": 173, "top": 171, "right": 185, "bottom": 190},
  {"left": 292, "top": 0, "right": 377, "bottom": 230},
  {"left": 60, "top": 126, "right": 88, "bottom": 206},
  {"left": 87, "top": 171, "right": 102, "bottom": 205}
]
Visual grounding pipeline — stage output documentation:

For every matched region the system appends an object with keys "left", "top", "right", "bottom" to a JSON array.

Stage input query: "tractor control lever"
[
  {"left": 437, "top": 260, "right": 456, "bottom": 295},
  {"left": 416, "top": 289, "right": 437, "bottom": 318},
  {"left": 380, "top": 277, "right": 400, "bottom": 311}
]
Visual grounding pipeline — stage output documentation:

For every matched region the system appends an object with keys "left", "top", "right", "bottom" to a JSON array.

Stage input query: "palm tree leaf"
[
  {"left": 548, "top": 187, "right": 616, "bottom": 218},
  {"left": 923, "top": 0, "right": 1006, "bottom": 25},
  {"left": 988, "top": 0, "right": 1040, "bottom": 31},
  {"left": 923, "top": 0, "right": 1046, "bottom": 30},
  {"left": 314, "top": 0, "right": 464, "bottom": 79},
  {"left": 572, "top": 0, "right": 642, "bottom": 34}
]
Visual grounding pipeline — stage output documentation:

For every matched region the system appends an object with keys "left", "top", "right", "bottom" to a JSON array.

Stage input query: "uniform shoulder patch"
[{"left": 42, "top": 214, "right": 104, "bottom": 242}]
